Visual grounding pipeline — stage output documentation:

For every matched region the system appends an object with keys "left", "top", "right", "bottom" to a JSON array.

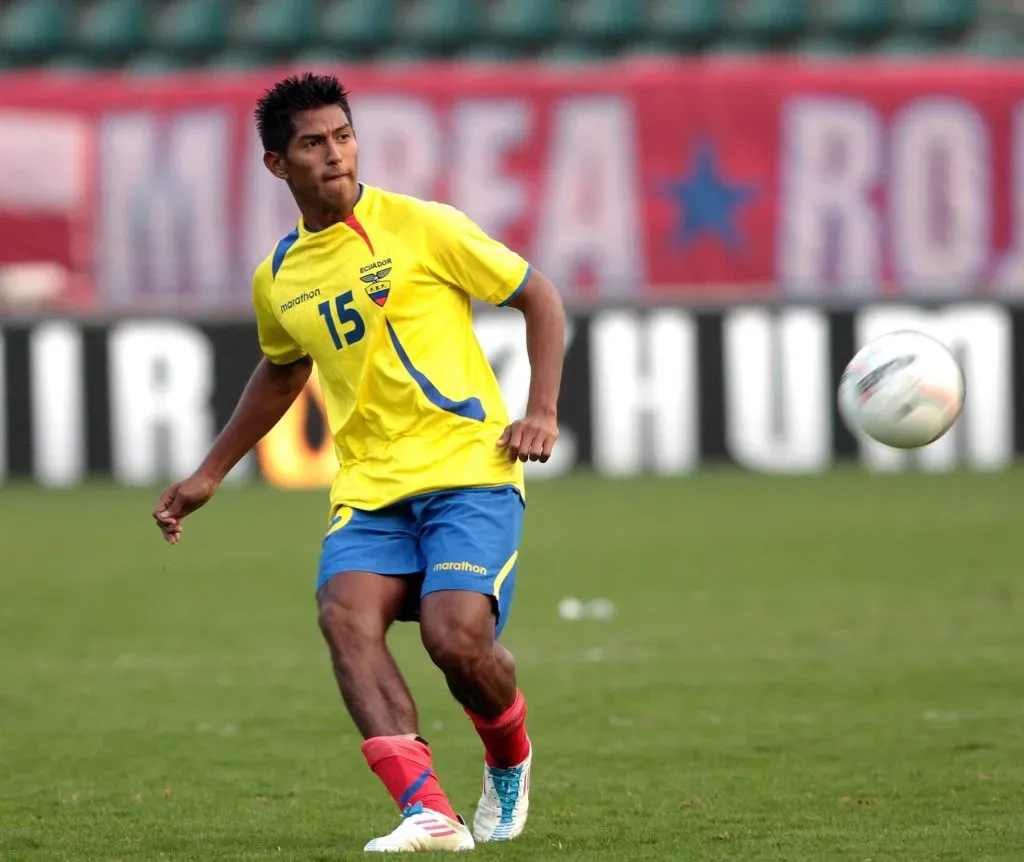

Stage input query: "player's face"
[{"left": 270, "top": 105, "right": 359, "bottom": 211}]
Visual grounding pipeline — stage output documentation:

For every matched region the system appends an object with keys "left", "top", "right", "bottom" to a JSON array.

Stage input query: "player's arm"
[
  {"left": 423, "top": 203, "right": 566, "bottom": 463},
  {"left": 153, "top": 262, "right": 313, "bottom": 544},
  {"left": 196, "top": 354, "right": 313, "bottom": 483},
  {"left": 153, "top": 354, "right": 312, "bottom": 544},
  {"left": 498, "top": 268, "right": 565, "bottom": 463}
]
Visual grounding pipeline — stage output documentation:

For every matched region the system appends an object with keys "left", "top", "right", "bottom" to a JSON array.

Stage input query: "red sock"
[
  {"left": 465, "top": 689, "right": 531, "bottom": 768},
  {"left": 360, "top": 736, "right": 457, "bottom": 821}
]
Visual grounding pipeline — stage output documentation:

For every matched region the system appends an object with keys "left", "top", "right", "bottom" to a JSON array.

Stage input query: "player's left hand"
[{"left": 498, "top": 412, "right": 559, "bottom": 463}]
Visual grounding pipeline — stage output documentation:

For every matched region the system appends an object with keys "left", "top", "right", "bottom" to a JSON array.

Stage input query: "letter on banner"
[
  {"left": 779, "top": 98, "right": 882, "bottom": 297},
  {"left": 854, "top": 304, "right": 1012, "bottom": 472},
  {"left": 97, "top": 111, "right": 230, "bottom": 308},
  {"left": 0, "top": 111, "right": 86, "bottom": 213},
  {"left": 30, "top": 322, "right": 84, "bottom": 487},
  {"left": 890, "top": 98, "right": 989, "bottom": 296},
  {"left": 244, "top": 133, "right": 303, "bottom": 287},
  {"left": 451, "top": 100, "right": 529, "bottom": 238},
  {"left": 352, "top": 96, "right": 440, "bottom": 199},
  {"left": 109, "top": 322, "right": 215, "bottom": 484},
  {"left": 474, "top": 313, "right": 576, "bottom": 479},
  {"left": 591, "top": 310, "right": 697, "bottom": 476},
  {"left": 723, "top": 308, "right": 831, "bottom": 472},
  {"left": 535, "top": 98, "right": 641, "bottom": 299},
  {"left": 0, "top": 329, "right": 5, "bottom": 482},
  {"left": 257, "top": 372, "right": 335, "bottom": 489},
  {"left": 993, "top": 102, "right": 1024, "bottom": 297}
]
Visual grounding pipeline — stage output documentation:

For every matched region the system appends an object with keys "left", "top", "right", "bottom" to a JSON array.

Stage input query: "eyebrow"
[{"left": 298, "top": 124, "right": 352, "bottom": 142}]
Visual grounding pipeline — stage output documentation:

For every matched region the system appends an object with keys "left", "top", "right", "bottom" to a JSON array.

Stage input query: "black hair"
[{"left": 255, "top": 72, "right": 353, "bottom": 154}]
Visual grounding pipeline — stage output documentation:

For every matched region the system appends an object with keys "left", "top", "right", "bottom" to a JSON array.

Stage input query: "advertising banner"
[
  {"left": 3, "top": 61, "right": 1024, "bottom": 312},
  {"left": 0, "top": 302, "right": 1017, "bottom": 487}
]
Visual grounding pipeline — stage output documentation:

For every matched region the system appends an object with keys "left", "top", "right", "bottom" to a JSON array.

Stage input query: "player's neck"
[
  {"left": 298, "top": 187, "right": 361, "bottom": 232},
  {"left": 300, "top": 205, "right": 348, "bottom": 232}
]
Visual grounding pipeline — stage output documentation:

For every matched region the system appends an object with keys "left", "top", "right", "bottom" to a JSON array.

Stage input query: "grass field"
[{"left": 1, "top": 469, "right": 1022, "bottom": 861}]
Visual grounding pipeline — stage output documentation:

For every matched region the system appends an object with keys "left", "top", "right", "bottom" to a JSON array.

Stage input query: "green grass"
[{"left": 1, "top": 469, "right": 1023, "bottom": 860}]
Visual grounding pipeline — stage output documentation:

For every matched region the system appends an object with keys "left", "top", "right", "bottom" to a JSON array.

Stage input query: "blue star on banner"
[{"left": 659, "top": 138, "right": 756, "bottom": 253}]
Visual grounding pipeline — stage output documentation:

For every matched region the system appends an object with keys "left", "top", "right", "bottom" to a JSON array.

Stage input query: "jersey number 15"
[{"left": 318, "top": 291, "right": 366, "bottom": 349}]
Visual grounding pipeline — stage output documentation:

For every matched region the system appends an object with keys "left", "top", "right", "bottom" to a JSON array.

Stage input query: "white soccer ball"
[{"left": 838, "top": 330, "right": 965, "bottom": 449}]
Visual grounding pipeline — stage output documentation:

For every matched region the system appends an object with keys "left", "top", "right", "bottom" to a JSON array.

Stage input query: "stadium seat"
[
  {"left": 290, "top": 46, "right": 361, "bottom": 66},
  {"left": 205, "top": 50, "right": 271, "bottom": 71},
  {"left": 399, "top": 0, "right": 482, "bottom": 50},
  {"left": 794, "top": 37, "right": 855, "bottom": 56},
  {"left": 46, "top": 53, "right": 108, "bottom": 72},
  {"left": 732, "top": 0, "right": 809, "bottom": 43},
  {"left": 963, "top": 26, "right": 1019, "bottom": 57},
  {"left": 537, "top": 42, "right": 612, "bottom": 63},
  {"left": 233, "top": 0, "right": 319, "bottom": 53},
  {"left": 77, "top": 0, "right": 148, "bottom": 58},
  {"left": 151, "top": 0, "right": 231, "bottom": 54},
  {"left": 374, "top": 45, "right": 439, "bottom": 63},
  {"left": 621, "top": 40, "right": 690, "bottom": 59},
  {"left": 873, "top": 33, "right": 940, "bottom": 55},
  {"left": 901, "top": 0, "right": 977, "bottom": 36},
  {"left": 124, "top": 51, "right": 191, "bottom": 75},
  {"left": 706, "top": 38, "right": 763, "bottom": 54},
  {"left": 817, "top": 0, "right": 892, "bottom": 40},
  {"left": 648, "top": 0, "right": 724, "bottom": 45},
  {"left": 490, "top": 0, "right": 561, "bottom": 47},
  {"left": 455, "top": 44, "right": 527, "bottom": 63},
  {"left": 568, "top": 0, "right": 645, "bottom": 45},
  {"left": 319, "top": 0, "right": 398, "bottom": 52},
  {"left": 0, "top": 0, "right": 69, "bottom": 58}
]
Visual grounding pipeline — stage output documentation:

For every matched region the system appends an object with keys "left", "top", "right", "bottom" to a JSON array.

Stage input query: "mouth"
[{"left": 323, "top": 172, "right": 350, "bottom": 183}]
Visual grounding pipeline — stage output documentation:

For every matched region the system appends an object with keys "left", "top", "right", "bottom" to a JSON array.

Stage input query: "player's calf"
[{"left": 316, "top": 571, "right": 419, "bottom": 738}]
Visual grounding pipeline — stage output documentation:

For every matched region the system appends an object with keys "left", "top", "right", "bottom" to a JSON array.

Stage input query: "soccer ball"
[{"left": 838, "top": 330, "right": 965, "bottom": 449}]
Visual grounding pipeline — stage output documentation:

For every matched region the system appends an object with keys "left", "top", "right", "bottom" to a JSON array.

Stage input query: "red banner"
[{"left": 2, "top": 59, "right": 1024, "bottom": 313}]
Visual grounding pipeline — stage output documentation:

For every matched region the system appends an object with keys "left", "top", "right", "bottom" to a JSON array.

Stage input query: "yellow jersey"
[{"left": 252, "top": 184, "right": 530, "bottom": 511}]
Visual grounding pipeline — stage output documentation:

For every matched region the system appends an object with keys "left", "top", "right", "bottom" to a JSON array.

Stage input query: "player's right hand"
[{"left": 153, "top": 473, "right": 219, "bottom": 545}]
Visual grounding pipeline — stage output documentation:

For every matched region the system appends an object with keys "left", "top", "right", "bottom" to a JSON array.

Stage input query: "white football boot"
[
  {"left": 363, "top": 802, "right": 475, "bottom": 853},
  {"left": 471, "top": 743, "right": 532, "bottom": 842}
]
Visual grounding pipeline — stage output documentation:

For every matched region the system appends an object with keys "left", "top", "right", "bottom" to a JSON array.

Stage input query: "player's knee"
[
  {"left": 420, "top": 615, "right": 489, "bottom": 679},
  {"left": 317, "top": 593, "right": 382, "bottom": 655}
]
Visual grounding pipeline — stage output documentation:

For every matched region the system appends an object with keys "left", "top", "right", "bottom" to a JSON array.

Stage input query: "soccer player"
[{"left": 152, "top": 74, "right": 565, "bottom": 852}]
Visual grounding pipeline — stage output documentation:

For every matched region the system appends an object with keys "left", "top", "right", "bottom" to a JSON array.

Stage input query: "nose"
[{"left": 325, "top": 138, "right": 343, "bottom": 164}]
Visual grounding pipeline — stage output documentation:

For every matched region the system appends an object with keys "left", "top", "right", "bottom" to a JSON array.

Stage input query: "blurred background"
[
  {"left": 3, "top": 5, "right": 1024, "bottom": 860},
  {"left": 0, "top": 0, "right": 1021, "bottom": 488}
]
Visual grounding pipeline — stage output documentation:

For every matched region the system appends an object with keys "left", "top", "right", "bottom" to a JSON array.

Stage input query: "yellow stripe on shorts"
[
  {"left": 326, "top": 506, "right": 354, "bottom": 536},
  {"left": 493, "top": 550, "right": 519, "bottom": 598}
]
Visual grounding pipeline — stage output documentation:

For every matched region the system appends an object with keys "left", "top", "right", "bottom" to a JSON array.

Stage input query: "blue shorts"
[{"left": 316, "top": 485, "right": 524, "bottom": 637}]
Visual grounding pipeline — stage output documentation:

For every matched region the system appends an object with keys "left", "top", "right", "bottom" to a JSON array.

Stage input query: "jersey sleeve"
[
  {"left": 423, "top": 203, "right": 532, "bottom": 306},
  {"left": 251, "top": 258, "right": 308, "bottom": 365}
]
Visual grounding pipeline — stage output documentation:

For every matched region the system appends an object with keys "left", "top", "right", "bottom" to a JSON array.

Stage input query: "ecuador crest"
[{"left": 361, "top": 268, "right": 391, "bottom": 307}]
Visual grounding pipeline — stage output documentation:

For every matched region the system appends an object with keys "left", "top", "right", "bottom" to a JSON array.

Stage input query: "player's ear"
[{"left": 263, "top": 150, "right": 289, "bottom": 180}]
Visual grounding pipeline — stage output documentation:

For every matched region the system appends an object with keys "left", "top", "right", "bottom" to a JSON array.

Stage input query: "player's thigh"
[
  {"left": 316, "top": 502, "right": 425, "bottom": 632},
  {"left": 415, "top": 486, "right": 524, "bottom": 640},
  {"left": 316, "top": 570, "right": 413, "bottom": 641}
]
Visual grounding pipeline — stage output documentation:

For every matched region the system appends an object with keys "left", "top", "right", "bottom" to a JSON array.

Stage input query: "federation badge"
[{"left": 361, "top": 267, "right": 391, "bottom": 307}]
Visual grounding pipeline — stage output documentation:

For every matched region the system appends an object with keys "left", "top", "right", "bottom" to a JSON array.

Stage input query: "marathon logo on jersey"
[
  {"left": 280, "top": 289, "right": 321, "bottom": 314},
  {"left": 433, "top": 561, "right": 488, "bottom": 575},
  {"left": 360, "top": 258, "right": 393, "bottom": 307}
]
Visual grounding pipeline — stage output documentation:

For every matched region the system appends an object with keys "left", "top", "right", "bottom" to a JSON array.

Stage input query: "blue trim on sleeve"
[
  {"left": 271, "top": 228, "right": 300, "bottom": 279},
  {"left": 386, "top": 320, "right": 486, "bottom": 422},
  {"left": 498, "top": 263, "right": 533, "bottom": 307}
]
